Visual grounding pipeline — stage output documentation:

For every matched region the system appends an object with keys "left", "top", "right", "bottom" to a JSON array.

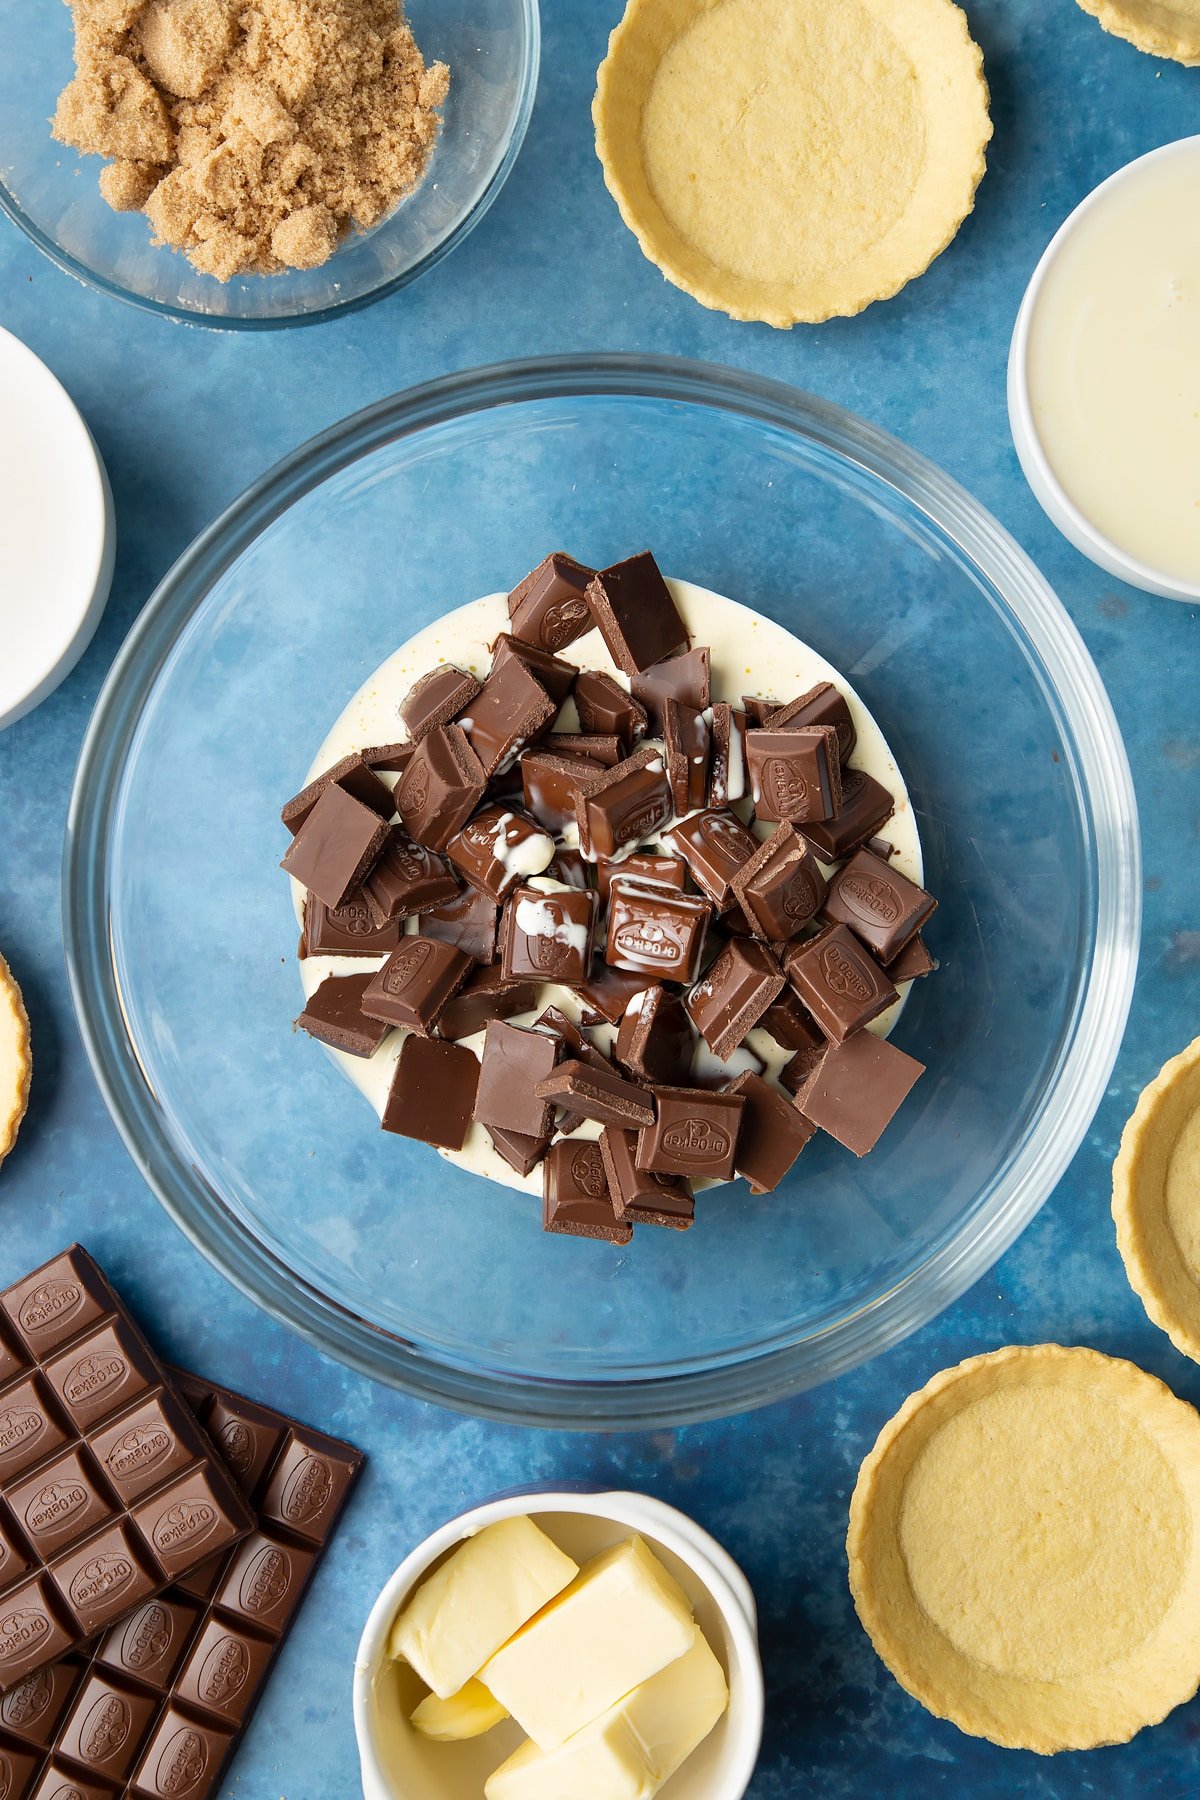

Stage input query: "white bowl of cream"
[
  {"left": 353, "top": 1488, "right": 765, "bottom": 1800},
  {"left": 1009, "top": 136, "right": 1200, "bottom": 601}
]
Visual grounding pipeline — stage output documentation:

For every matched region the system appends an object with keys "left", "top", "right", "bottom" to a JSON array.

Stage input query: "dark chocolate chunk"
[
  {"left": 487, "top": 1126, "right": 551, "bottom": 1178},
  {"left": 501, "top": 886, "right": 598, "bottom": 987},
  {"left": 596, "top": 850, "right": 687, "bottom": 903},
  {"left": 764, "top": 681, "right": 857, "bottom": 761},
  {"left": 664, "top": 809, "right": 758, "bottom": 910},
  {"left": 663, "top": 699, "right": 710, "bottom": 815},
  {"left": 822, "top": 849, "right": 937, "bottom": 963},
  {"left": 684, "top": 940, "right": 784, "bottom": 1062},
  {"left": 534, "top": 1060, "right": 655, "bottom": 1129},
  {"left": 784, "top": 924, "right": 897, "bottom": 1042},
  {"left": 730, "top": 824, "right": 827, "bottom": 940},
  {"left": 630, "top": 646, "right": 710, "bottom": 736},
  {"left": 399, "top": 665, "right": 482, "bottom": 740},
  {"left": 606, "top": 878, "right": 710, "bottom": 984},
  {"left": 437, "top": 967, "right": 537, "bottom": 1040},
  {"left": 798, "top": 767, "right": 894, "bottom": 862},
  {"left": 548, "top": 733, "right": 623, "bottom": 767},
  {"left": 361, "top": 938, "right": 472, "bottom": 1032},
  {"left": 585, "top": 552, "right": 688, "bottom": 676},
  {"left": 302, "top": 896, "right": 403, "bottom": 958},
  {"left": 794, "top": 1029, "right": 924, "bottom": 1154},
  {"left": 708, "top": 704, "right": 748, "bottom": 809},
  {"left": 746, "top": 726, "right": 842, "bottom": 825},
  {"left": 614, "top": 987, "right": 692, "bottom": 1086},
  {"left": 0, "top": 1249, "right": 253, "bottom": 1693},
  {"left": 724, "top": 1071, "right": 815, "bottom": 1194},
  {"left": 507, "top": 554, "right": 595, "bottom": 654},
  {"left": 599, "top": 1129, "right": 694, "bottom": 1230},
  {"left": 886, "top": 934, "right": 938, "bottom": 982},
  {"left": 445, "top": 805, "right": 555, "bottom": 903},
  {"left": 280, "top": 753, "right": 395, "bottom": 836},
  {"left": 396, "top": 725, "right": 486, "bottom": 853},
  {"left": 279, "top": 784, "right": 390, "bottom": 911},
  {"left": 572, "top": 671, "right": 648, "bottom": 749},
  {"left": 381, "top": 1036, "right": 479, "bottom": 1149},
  {"left": 520, "top": 750, "right": 605, "bottom": 837},
  {"left": 418, "top": 885, "right": 500, "bottom": 964},
  {"left": 760, "top": 990, "right": 824, "bottom": 1055},
  {"left": 362, "top": 827, "right": 459, "bottom": 926},
  {"left": 490, "top": 633, "right": 578, "bottom": 707},
  {"left": 577, "top": 747, "right": 673, "bottom": 861},
  {"left": 573, "top": 961, "right": 657, "bottom": 1026},
  {"left": 294, "top": 975, "right": 392, "bottom": 1059},
  {"left": 636, "top": 1087, "right": 744, "bottom": 1182},
  {"left": 473, "top": 1021, "right": 560, "bottom": 1140},
  {"left": 458, "top": 656, "right": 557, "bottom": 779},
  {"left": 542, "top": 1142, "right": 631, "bottom": 1245}
]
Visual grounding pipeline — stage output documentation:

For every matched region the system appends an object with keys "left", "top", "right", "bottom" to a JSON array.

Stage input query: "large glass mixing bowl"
[{"left": 64, "top": 357, "right": 1140, "bottom": 1427}]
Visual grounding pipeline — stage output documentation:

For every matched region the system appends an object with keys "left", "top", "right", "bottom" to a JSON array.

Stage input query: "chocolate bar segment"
[
  {"left": 501, "top": 886, "right": 598, "bottom": 988},
  {"left": 279, "top": 754, "right": 394, "bottom": 836},
  {"left": 606, "top": 879, "right": 710, "bottom": 985},
  {"left": 577, "top": 746, "right": 673, "bottom": 862},
  {"left": 458, "top": 656, "right": 557, "bottom": 780},
  {"left": 362, "top": 828, "right": 459, "bottom": 927},
  {"left": 548, "top": 733, "right": 623, "bottom": 768},
  {"left": 572, "top": 672, "right": 647, "bottom": 749},
  {"left": 534, "top": 1060, "right": 655, "bottom": 1130},
  {"left": 542, "top": 1143, "right": 631, "bottom": 1245},
  {"left": 294, "top": 976, "right": 393, "bottom": 1059},
  {"left": 684, "top": 940, "right": 784, "bottom": 1062},
  {"left": 381, "top": 1037, "right": 479, "bottom": 1150},
  {"left": 630, "top": 647, "right": 710, "bottom": 737},
  {"left": 664, "top": 809, "right": 758, "bottom": 911},
  {"left": 663, "top": 700, "right": 709, "bottom": 815},
  {"left": 0, "top": 1250, "right": 253, "bottom": 1694},
  {"left": 730, "top": 825, "right": 827, "bottom": 940},
  {"left": 446, "top": 806, "right": 555, "bottom": 903},
  {"left": 418, "top": 886, "right": 500, "bottom": 964},
  {"left": 473, "top": 1022, "right": 559, "bottom": 1141},
  {"left": 279, "top": 784, "right": 390, "bottom": 911},
  {"left": 636, "top": 1088, "right": 744, "bottom": 1182},
  {"left": 746, "top": 727, "right": 842, "bottom": 826},
  {"left": 886, "top": 934, "right": 937, "bottom": 982},
  {"left": 507, "top": 554, "right": 595, "bottom": 654},
  {"left": 490, "top": 634, "right": 578, "bottom": 708},
  {"left": 614, "top": 988, "right": 692, "bottom": 1087},
  {"left": 520, "top": 751, "right": 604, "bottom": 837},
  {"left": 798, "top": 767, "right": 894, "bottom": 862},
  {"left": 723, "top": 1071, "right": 815, "bottom": 1194},
  {"left": 708, "top": 704, "right": 748, "bottom": 808},
  {"left": 573, "top": 962, "right": 655, "bottom": 1027},
  {"left": 595, "top": 851, "right": 687, "bottom": 903},
  {"left": 784, "top": 925, "right": 897, "bottom": 1043},
  {"left": 764, "top": 681, "right": 857, "bottom": 761},
  {"left": 585, "top": 553, "right": 688, "bottom": 676},
  {"left": 396, "top": 725, "right": 486, "bottom": 853},
  {"left": 361, "top": 939, "right": 472, "bottom": 1033},
  {"left": 599, "top": 1129, "right": 694, "bottom": 1231},
  {"left": 436, "top": 968, "right": 537, "bottom": 1041},
  {"left": 399, "top": 666, "right": 482, "bottom": 740},
  {"left": 822, "top": 849, "right": 937, "bottom": 963},
  {"left": 795, "top": 1030, "right": 924, "bottom": 1155},
  {"left": 301, "top": 896, "right": 402, "bottom": 959}
]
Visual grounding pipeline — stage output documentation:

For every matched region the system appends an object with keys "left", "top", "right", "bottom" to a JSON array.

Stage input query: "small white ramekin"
[
  {"left": 354, "top": 1488, "right": 764, "bottom": 1800},
  {"left": 1008, "top": 136, "right": 1200, "bottom": 604}
]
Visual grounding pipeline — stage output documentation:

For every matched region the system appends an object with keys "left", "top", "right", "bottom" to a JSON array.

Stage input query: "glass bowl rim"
[
  {"left": 0, "top": 0, "right": 541, "bottom": 331},
  {"left": 62, "top": 353, "right": 1142, "bottom": 1427}
]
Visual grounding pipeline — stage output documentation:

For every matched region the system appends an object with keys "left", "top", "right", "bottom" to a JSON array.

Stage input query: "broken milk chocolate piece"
[
  {"left": 823, "top": 848, "right": 937, "bottom": 963},
  {"left": 741, "top": 696, "right": 777, "bottom": 727},
  {"left": 446, "top": 804, "right": 555, "bottom": 903},
  {"left": 490, "top": 633, "right": 578, "bottom": 707},
  {"left": 572, "top": 670, "right": 647, "bottom": 748},
  {"left": 746, "top": 726, "right": 842, "bottom": 825},
  {"left": 606, "top": 877, "right": 710, "bottom": 984},
  {"left": 302, "top": 894, "right": 403, "bottom": 957},
  {"left": 549, "top": 731, "right": 623, "bottom": 767},
  {"left": 586, "top": 551, "right": 688, "bottom": 676},
  {"left": 784, "top": 924, "right": 897, "bottom": 1042},
  {"left": 724, "top": 1070, "right": 815, "bottom": 1194},
  {"left": 663, "top": 699, "right": 710, "bottom": 815},
  {"left": 546, "top": 846, "right": 590, "bottom": 890},
  {"left": 596, "top": 849, "right": 687, "bottom": 903},
  {"left": 573, "top": 960, "right": 656, "bottom": 1026},
  {"left": 396, "top": 724, "right": 486, "bottom": 853},
  {"left": 438, "top": 966, "right": 537, "bottom": 1040},
  {"left": 781, "top": 1041, "right": 828, "bottom": 1094},
  {"left": 542, "top": 1141, "right": 631, "bottom": 1244},
  {"left": 764, "top": 681, "right": 857, "bottom": 762},
  {"left": 636, "top": 1087, "right": 744, "bottom": 1182},
  {"left": 474, "top": 1020, "right": 559, "bottom": 1140},
  {"left": 459, "top": 656, "right": 557, "bottom": 779},
  {"left": 280, "top": 782, "right": 391, "bottom": 911},
  {"left": 730, "top": 824, "right": 827, "bottom": 940},
  {"left": 534, "top": 1059, "right": 655, "bottom": 1129},
  {"left": 886, "top": 933, "right": 938, "bottom": 982},
  {"left": 362, "top": 826, "right": 459, "bottom": 926},
  {"left": 684, "top": 939, "right": 785, "bottom": 1063},
  {"left": 520, "top": 750, "right": 605, "bottom": 836},
  {"left": 420, "top": 884, "right": 500, "bottom": 964},
  {"left": 614, "top": 987, "right": 692, "bottom": 1086},
  {"left": 631, "top": 646, "right": 711, "bottom": 736},
  {"left": 795, "top": 1029, "right": 924, "bottom": 1156},
  {"left": 280, "top": 753, "right": 395, "bottom": 836},
  {"left": 360, "top": 741, "right": 414, "bottom": 775},
  {"left": 507, "top": 554, "right": 595, "bottom": 654},
  {"left": 295, "top": 974, "right": 393, "bottom": 1058},
  {"left": 664, "top": 808, "right": 758, "bottom": 910},
  {"left": 599, "top": 1127, "right": 694, "bottom": 1230},
  {"left": 488, "top": 1125, "right": 551, "bottom": 1177},
  {"left": 708, "top": 703, "right": 748, "bottom": 809},
  {"left": 760, "top": 989, "right": 824, "bottom": 1055},
  {"left": 577, "top": 746, "right": 673, "bottom": 861},
  {"left": 502, "top": 885, "right": 598, "bottom": 987},
  {"left": 400, "top": 665, "right": 482, "bottom": 740},
  {"left": 362, "top": 937, "right": 473, "bottom": 1032},
  {"left": 382, "top": 1035, "right": 479, "bottom": 1149},
  {"left": 798, "top": 767, "right": 894, "bottom": 862}
]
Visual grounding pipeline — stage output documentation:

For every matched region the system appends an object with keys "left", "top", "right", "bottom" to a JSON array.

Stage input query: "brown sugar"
[{"left": 52, "top": 0, "right": 450, "bottom": 281}]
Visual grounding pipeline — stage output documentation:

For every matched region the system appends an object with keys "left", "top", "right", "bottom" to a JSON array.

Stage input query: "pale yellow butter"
[
  {"left": 389, "top": 1517, "right": 579, "bottom": 1699},
  {"left": 411, "top": 1676, "right": 509, "bottom": 1741},
  {"left": 484, "top": 1632, "right": 729, "bottom": 1800},
  {"left": 480, "top": 1535, "right": 697, "bottom": 1751}
]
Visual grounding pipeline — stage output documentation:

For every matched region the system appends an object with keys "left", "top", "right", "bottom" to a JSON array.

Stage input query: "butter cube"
[
  {"left": 411, "top": 1677, "right": 509, "bottom": 1741},
  {"left": 485, "top": 1633, "right": 729, "bottom": 1800},
  {"left": 389, "top": 1517, "right": 579, "bottom": 1699},
  {"left": 480, "top": 1536, "right": 697, "bottom": 1751}
]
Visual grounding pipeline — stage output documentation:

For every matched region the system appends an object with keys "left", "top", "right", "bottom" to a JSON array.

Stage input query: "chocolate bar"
[
  {"left": 0, "top": 1365, "right": 361, "bottom": 1800},
  {"left": 507, "top": 554, "right": 595, "bottom": 653},
  {"left": 664, "top": 809, "right": 758, "bottom": 911},
  {"left": 0, "top": 1250, "right": 254, "bottom": 1694},
  {"left": 585, "top": 552, "right": 688, "bottom": 675}
]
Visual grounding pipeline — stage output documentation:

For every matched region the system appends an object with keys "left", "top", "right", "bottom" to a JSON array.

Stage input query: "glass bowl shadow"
[
  {"left": 64, "top": 356, "right": 1140, "bottom": 1427},
  {"left": 0, "top": 0, "right": 538, "bottom": 328}
]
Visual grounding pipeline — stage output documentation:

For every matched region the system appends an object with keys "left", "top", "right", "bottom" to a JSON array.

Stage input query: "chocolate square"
[
  {"left": 94, "top": 1595, "right": 199, "bottom": 1688},
  {"left": 684, "top": 940, "right": 784, "bottom": 1062},
  {"left": 586, "top": 552, "right": 689, "bottom": 675},
  {"left": 760, "top": 990, "right": 824, "bottom": 1055},
  {"left": 301, "top": 895, "right": 403, "bottom": 958},
  {"left": 0, "top": 1376, "right": 69, "bottom": 1481},
  {"left": 724, "top": 1071, "right": 815, "bottom": 1194},
  {"left": 57, "top": 1668, "right": 159, "bottom": 1777},
  {"left": 573, "top": 961, "right": 656, "bottom": 1026},
  {"left": 473, "top": 1021, "right": 559, "bottom": 1140},
  {"left": 214, "top": 1531, "right": 314, "bottom": 1633},
  {"left": 381, "top": 1036, "right": 479, "bottom": 1150},
  {"left": 502, "top": 886, "right": 598, "bottom": 987},
  {"left": 630, "top": 646, "right": 710, "bottom": 735},
  {"left": 362, "top": 939, "right": 473, "bottom": 1033},
  {"left": 0, "top": 1579, "right": 74, "bottom": 1685},
  {"left": 52, "top": 1520, "right": 156, "bottom": 1634},
  {"left": 730, "top": 824, "right": 828, "bottom": 940},
  {"left": 665, "top": 808, "right": 758, "bottom": 909},
  {"left": 396, "top": 724, "right": 486, "bottom": 852},
  {"left": 507, "top": 553, "right": 595, "bottom": 653},
  {"left": 437, "top": 967, "right": 538, "bottom": 1041},
  {"left": 596, "top": 850, "right": 687, "bottom": 903},
  {"left": 446, "top": 805, "right": 555, "bottom": 903},
  {"left": 257, "top": 1434, "right": 355, "bottom": 1545},
  {"left": 460, "top": 656, "right": 557, "bottom": 778},
  {"left": 599, "top": 1128, "right": 694, "bottom": 1230},
  {"left": 44, "top": 1320, "right": 155, "bottom": 1432},
  {"left": 764, "top": 680, "right": 857, "bottom": 761},
  {"left": 606, "top": 878, "right": 710, "bottom": 984},
  {"left": 487, "top": 1126, "right": 550, "bottom": 1178},
  {"left": 362, "top": 827, "right": 459, "bottom": 926},
  {"left": 614, "top": 987, "right": 692, "bottom": 1086},
  {"left": 295, "top": 974, "right": 394, "bottom": 1059},
  {"left": 399, "top": 665, "right": 481, "bottom": 739},
  {"left": 548, "top": 732, "right": 623, "bottom": 767},
  {"left": 173, "top": 1618, "right": 274, "bottom": 1727},
  {"left": 10, "top": 1449, "right": 112, "bottom": 1557},
  {"left": 534, "top": 1059, "right": 655, "bottom": 1129},
  {"left": 795, "top": 1029, "right": 925, "bottom": 1155},
  {"left": 0, "top": 1657, "right": 82, "bottom": 1746},
  {"left": 746, "top": 726, "right": 842, "bottom": 825},
  {"left": 798, "top": 766, "right": 894, "bottom": 861},
  {"left": 129, "top": 1707, "right": 234, "bottom": 1798},
  {"left": 89, "top": 1392, "right": 204, "bottom": 1505},
  {"left": 636, "top": 1088, "right": 744, "bottom": 1182},
  {"left": 886, "top": 934, "right": 937, "bottom": 982},
  {"left": 520, "top": 749, "right": 605, "bottom": 836},
  {"left": 542, "top": 1142, "right": 631, "bottom": 1245},
  {"left": 279, "top": 753, "right": 394, "bottom": 836},
  {"left": 785, "top": 925, "right": 897, "bottom": 1042},
  {"left": 279, "top": 783, "right": 390, "bottom": 911},
  {"left": 131, "top": 1467, "right": 245, "bottom": 1582},
  {"left": 573, "top": 671, "right": 647, "bottom": 748},
  {"left": 201, "top": 1395, "right": 285, "bottom": 1498},
  {"left": 490, "top": 633, "right": 579, "bottom": 707},
  {"left": 663, "top": 699, "right": 710, "bottom": 814},
  {"left": 577, "top": 746, "right": 674, "bottom": 861},
  {"left": 823, "top": 849, "right": 937, "bottom": 962},
  {"left": 419, "top": 885, "right": 500, "bottom": 964}
]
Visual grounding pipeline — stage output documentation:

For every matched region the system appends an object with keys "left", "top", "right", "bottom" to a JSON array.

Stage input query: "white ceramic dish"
[
  {"left": 354, "top": 1489, "right": 765, "bottom": 1800},
  {"left": 1008, "top": 137, "right": 1200, "bottom": 603},
  {"left": 0, "top": 327, "right": 115, "bottom": 728}
]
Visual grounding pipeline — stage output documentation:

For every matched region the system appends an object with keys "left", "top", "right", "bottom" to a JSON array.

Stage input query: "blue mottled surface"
[{"left": 0, "top": 2, "right": 1197, "bottom": 1794}]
